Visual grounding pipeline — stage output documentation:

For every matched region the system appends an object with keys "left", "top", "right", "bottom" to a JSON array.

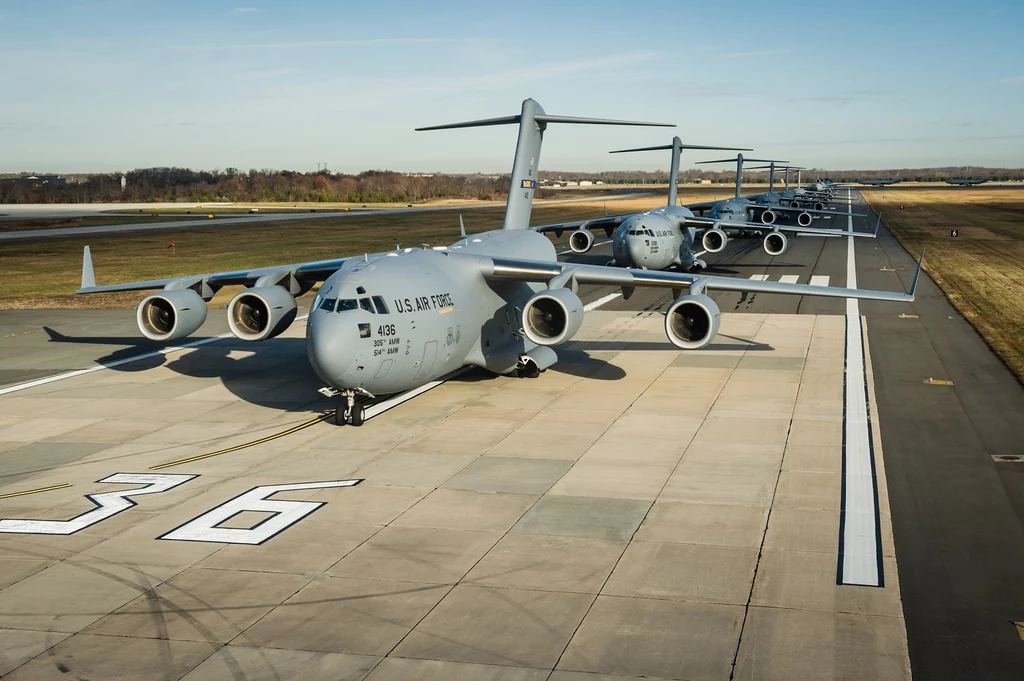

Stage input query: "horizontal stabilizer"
[
  {"left": 610, "top": 144, "right": 751, "bottom": 154},
  {"left": 417, "top": 114, "right": 672, "bottom": 132},
  {"left": 695, "top": 157, "right": 787, "bottom": 164},
  {"left": 415, "top": 115, "right": 521, "bottom": 131}
]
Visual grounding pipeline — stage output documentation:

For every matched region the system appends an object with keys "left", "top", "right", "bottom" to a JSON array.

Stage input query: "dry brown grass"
[
  {"left": 862, "top": 186, "right": 1024, "bottom": 381},
  {"left": 0, "top": 199, "right": 663, "bottom": 310}
]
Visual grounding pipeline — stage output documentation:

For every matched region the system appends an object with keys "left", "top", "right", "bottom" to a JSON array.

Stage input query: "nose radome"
[{"left": 307, "top": 311, "right": 357, "bottom": 387}]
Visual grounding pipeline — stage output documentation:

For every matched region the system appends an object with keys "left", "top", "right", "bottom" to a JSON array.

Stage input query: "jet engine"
[
  {"left": 664, "top": 294, "right": 721, "bottom": 350},
  {"left": 136, "top": 289, "right": 208, "bottom": 342},
  {"left": 568, "top": 227, "right": 595, "bottom": 254},
  {"left": 521, "top": 287, "right": 584, "bottom": 346},
  {"left": 760, "top": 209, "right": 777, "bottom": 225},
  {"left": 701, "top": 227, "right": 728, "bottom": 254},
  {"left": 227, "top": 285, "right": 297, "bottom": 341},
  {"left": 763, "top": 231, "right": 789, "bottom": 256},
  {"left": 813, "top": 201, "right": 825, "bottom": 211},
  {"left": 797, "top": 211, "right": 813, "bottom": 227}
]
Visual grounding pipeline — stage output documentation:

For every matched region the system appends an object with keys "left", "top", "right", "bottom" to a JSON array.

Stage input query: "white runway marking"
[
  {"left": 748, "top": 274, "right": 770, "bottom": 281},
  {"left": 583, "top": 292, "right": 622, "bottom": 312},
  {"left": 779, "top": 275, "right": 800, "bottom": 284},
  {"left": 810, "top": 275, "right": 831, "bottom": 287},
  {"left": 839, "top": 188, "right": 883, "bottom": 587},
  {"left": 0, "top": 316, "right": 306, "bottom": 397}
]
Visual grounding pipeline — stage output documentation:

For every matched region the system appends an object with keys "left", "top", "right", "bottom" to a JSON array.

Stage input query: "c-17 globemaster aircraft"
[
  {"left": 77, "top": 98, "right": 922, "bottom": 426},
  {"left": 533, "top": 140, "right": 874, "bottom": 271}
]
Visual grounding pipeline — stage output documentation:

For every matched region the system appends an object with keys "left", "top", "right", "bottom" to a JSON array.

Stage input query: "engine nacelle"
[
  {"left": 763, "top": 231, "right": 789, "bottom": 256},
  {"left": 760, "top": 209, "right": 777, "bottom": 225},
  {"left": 665, "top": 294, "right": 721, "bottom": 350},
  {"left": 568, "top": 227, "right": 595, "bottom": 254},
  {"left": 522, "top": 287, "right": 584, "bottom": 346},
  {"left": 701, "top": 227, "right": 728, "bottom": 254},
  {"left": 137, "top": 289, "right": 208, "bottom": 342},
  {"left": 797, "top": 211, "right": 813, "bottom": 227},
  {"left": 813, "top": 201, "right": 825, "bottom": 211},
  {"left": 227, "top": 285, "right": 297, "bottom": 342}
]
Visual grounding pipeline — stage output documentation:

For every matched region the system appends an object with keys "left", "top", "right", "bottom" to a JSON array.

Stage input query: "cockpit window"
[
  {"left": 372, "top": 296, "right": 389, "bottom": 314},
  {"left": 336, "top": 299, "right": 358, "bottom": 312},
  {"left": 319, "top": 297, "right": 337, "bottom": 312},
  {"left": 359, "top": 298, "right": 374, "bottom": 313}
]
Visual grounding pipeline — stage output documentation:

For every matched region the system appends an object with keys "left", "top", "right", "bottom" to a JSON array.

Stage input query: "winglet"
[
  {"left": 908, "top": 249, "right": 924, "bottom": 300},
  {"left": 81, "top": 246, "right": 95, "bottom": 290},
  {"left": 459, "top": 215, "right": 466, "bottom": 238}
]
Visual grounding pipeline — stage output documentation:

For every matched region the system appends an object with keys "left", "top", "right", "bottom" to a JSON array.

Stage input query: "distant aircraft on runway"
[
  {"left": 74, "top": 98, "right": 921, "bottom": 426},
  {"left": 859, "top": 175, "right": 902, "bottom": 186},
  {"left": 946, "top": 176, "right": 989, "bottom": 186}
]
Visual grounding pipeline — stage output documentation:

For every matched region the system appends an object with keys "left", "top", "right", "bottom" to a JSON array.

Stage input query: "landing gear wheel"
[{"left": 351, "top": 404, "right": 365, "bottom": 427}]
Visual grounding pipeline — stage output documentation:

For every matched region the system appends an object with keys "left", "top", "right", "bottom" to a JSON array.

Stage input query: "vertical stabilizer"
[
  {"left": 612, "top": 141, "right": 752, "bottom": 208},
  {"left": 418, "top": 99, "right": 672, "bottom": 231},
  {"left": 735, "top": 154, "right": 744, "bottom": 198}
]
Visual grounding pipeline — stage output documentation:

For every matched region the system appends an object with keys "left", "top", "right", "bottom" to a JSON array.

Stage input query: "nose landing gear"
[
  {"left": 318, "top": 386, "right": 375, "bottom": 426},
  {"left": 689, "top": 259, "right": 708, "bottom": 273}
]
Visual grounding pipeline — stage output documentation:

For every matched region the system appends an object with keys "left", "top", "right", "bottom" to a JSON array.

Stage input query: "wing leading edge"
[{"left": 483, "top": 252, "right": 922, "bottom": 304}]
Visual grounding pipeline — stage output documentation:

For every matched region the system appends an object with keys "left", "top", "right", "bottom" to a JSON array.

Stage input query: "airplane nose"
[
  {"left": 307, "top": 310, "right": 357, "bottom": 387},
  {"left": 627, "top": 237, "right": 646, "bottom": 266}
]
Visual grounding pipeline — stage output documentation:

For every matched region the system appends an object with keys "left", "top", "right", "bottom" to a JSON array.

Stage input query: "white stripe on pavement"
[
  {"left": 748, "top": 274, "right": 770, "bottom": 281},
  {"left": 779, "top": 275, "right": 800, "bottom": 284},
  {"left": 809, "top": 275, "right": 831, "bottom": 287},
  {"left": 839, "top": 187, "right": 883, "bottom": 587}
]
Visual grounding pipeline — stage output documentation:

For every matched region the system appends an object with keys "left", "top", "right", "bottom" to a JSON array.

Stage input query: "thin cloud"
[
  {"left": 994, "top": 75, "right": 1024, "bottom": 85},
  {"left": 233, "top": 7, "right": 262, "bottom": 12},
  {"left": 164, "top": 37, "right": 468, "bottom": 52},
  {"left": 721, "top": 48, "right": 793, "bottom": 58}
]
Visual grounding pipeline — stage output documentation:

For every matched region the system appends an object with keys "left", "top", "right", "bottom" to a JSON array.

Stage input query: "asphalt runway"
[
  {"left": 0, "top": 191, "right": 1021, "bottom": 679},
  {"left": 0, "top": 192, "right": 648, "bottom": 241}
]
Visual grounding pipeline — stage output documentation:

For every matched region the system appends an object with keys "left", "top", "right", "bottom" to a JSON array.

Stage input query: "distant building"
[{"left": 579, "top": 180, "right": 594, "bottom": 187}]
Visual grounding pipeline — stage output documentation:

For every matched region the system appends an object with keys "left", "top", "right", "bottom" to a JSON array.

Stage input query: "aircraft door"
[{"left": 414, "top": 341, "right": 438, "bottom": 381}]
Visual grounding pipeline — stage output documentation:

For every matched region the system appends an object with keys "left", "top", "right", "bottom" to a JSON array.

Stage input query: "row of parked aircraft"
[{"left": 76, "top": 98, "right": 921, "bottom": 425}]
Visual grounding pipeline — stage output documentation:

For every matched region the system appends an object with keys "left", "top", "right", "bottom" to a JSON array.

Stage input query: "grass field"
[
  {"left": 0, "top": 195, "right": 671, "bottom": 310},
  {"left": 861, "top": 186, "right": 1024, "bottom": 381}
]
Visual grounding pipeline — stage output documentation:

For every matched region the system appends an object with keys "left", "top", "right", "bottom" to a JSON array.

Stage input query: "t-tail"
[
  {"left": 417, "top": 98, "right": 673, "bottom": 231},
  {"left": 695, "top": 156, "right": 788, "bottom": 198},
  {"left": 609, "top": 138, "right": 751, "bottom": 206}
]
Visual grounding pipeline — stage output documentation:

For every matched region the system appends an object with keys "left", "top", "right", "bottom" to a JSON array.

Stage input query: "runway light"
[{"left": 924, "top": 378, "right": 954, "bottom": 386}]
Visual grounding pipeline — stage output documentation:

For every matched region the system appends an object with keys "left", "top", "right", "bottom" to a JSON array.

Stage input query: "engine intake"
[
  {"left": 522, "top": 287, "right": 584, "bottom": 346},
  {"left": 568, "top": 227, "right": 595, "bottom": 254},
  {"left": 702, "top": 227, "right": 728, "bottom": 254},
  {"left": 760, "top": 209, "right": 777, "bottom": 225},
  {"left": 814, "top": 201, "right": 825, "bottom": 211},
  {"left": 797, "top": 211, "right": 812, "bottom": 227},
  {"left": 763, "top": 231, "right": 789, "bottom": 256},
  {"left": 228, "top": 285, "right": 297, "bottom": 341},
  {"left": 137, "top": 289, "right": 208, "bottom": 342},
  {"left": 665, "top": 294, "right": 721, "bottom": 350}
]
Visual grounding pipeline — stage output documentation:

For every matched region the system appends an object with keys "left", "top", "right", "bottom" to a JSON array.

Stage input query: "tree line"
[{"left": 0, "top": 168, "right": 509, "bottom": 204}]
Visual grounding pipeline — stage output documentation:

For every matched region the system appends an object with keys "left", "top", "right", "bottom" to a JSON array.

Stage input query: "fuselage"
[
  {"left": 610, "top": 205, "right": 699, "bottom": 270},
  {"left": 306, "top": 230, "right": 553, "bottom": 396}
]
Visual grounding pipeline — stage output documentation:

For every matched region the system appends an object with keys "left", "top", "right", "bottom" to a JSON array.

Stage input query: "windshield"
[{"left": 336, "top": 299, "right": 358, "bottom": 312}]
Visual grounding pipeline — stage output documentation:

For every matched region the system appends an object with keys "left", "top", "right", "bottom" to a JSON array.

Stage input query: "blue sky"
[{"left": 2, "top": 0, "right": 1023, "bottom": 173}]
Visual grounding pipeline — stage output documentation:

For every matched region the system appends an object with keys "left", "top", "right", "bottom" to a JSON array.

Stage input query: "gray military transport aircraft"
[
  {"left": 76, "top": 98, "right": 922, "bottom": 426},
  {"left": 532, "top": 141, "right": 874, "bottom": 271}
]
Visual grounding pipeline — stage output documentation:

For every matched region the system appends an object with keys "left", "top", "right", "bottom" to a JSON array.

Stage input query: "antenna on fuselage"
[
  {"left": 417, "top": 99, "right": 673, "bottom": 231},
  {"left": 695, "top": 156, "right": 787, "bottom": 199},
  {"left": 609, "top": 138, "right": 751, "bottom": 207}
]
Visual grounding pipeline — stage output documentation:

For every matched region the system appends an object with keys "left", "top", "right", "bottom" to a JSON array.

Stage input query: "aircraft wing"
[
  {"left": 766, "top": 204, "right": 864, "bottom": 217},
  {"left": 481, "top": 251, "right": 921, "bottom": 303},
  {"left": 531, "top": 212, "right": 633, "bottom": 237},
  {"left": 76, "top": 245, "right": 351, "bottom": 295}
]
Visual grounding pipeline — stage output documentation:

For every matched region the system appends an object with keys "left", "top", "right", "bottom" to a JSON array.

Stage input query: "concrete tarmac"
[{"left": 0, "top": 191, "right": 1020, "bottom": 679}]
